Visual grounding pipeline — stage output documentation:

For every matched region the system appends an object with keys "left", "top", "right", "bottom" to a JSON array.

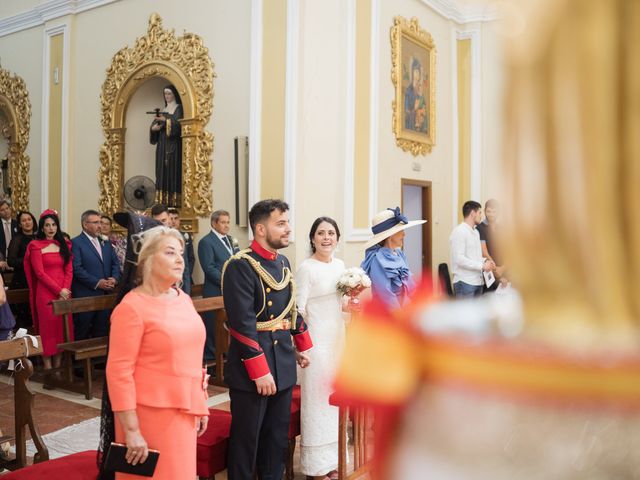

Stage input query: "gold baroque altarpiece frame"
[
  {"left": 391, "top": 16, "right": 436, "bottom": 156},
  {"left": 0, "top": 66, "right": 31, "bottom": 211},
  {"left": 98, "top": 14, "right": 215, "bottom": 232}
]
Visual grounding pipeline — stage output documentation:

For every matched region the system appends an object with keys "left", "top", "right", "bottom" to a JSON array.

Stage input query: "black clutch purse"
[{"left": 104, "top": 442, "right": 160, "bottom": 477}]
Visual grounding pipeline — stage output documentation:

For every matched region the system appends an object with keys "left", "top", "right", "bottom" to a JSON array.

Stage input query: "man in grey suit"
[{"left": 198, "top": 209, "right": 239, "bottom": 366}]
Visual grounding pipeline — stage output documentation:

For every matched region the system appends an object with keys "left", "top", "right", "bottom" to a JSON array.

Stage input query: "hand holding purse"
[{"left": 103, "top": 442, "right": 160, "bottom": 477}]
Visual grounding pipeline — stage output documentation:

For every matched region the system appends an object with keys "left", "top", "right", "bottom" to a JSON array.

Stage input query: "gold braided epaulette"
[
  {"left": 221, "top": 248, "right": 293, "bottom": 294},
  {"left": 221, "top": 248, "right": 252, "bottom": 295}
]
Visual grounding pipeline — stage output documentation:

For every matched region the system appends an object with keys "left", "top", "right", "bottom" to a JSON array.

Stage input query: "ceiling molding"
[
  {"left": 420, "top": 0, "right": 498, "bottom": 24},
  {"left": 0, "top": 0, "right": 120, "bottom": 37}
]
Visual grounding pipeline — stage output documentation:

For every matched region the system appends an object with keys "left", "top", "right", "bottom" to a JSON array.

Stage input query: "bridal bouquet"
[{"left": 337, "top": 267, "right": 371, "bottom": 300}]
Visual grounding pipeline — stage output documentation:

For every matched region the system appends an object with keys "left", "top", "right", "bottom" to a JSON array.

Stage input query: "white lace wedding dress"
[{"left": 296, "top": 257, "right": 346, "bottom": 477}]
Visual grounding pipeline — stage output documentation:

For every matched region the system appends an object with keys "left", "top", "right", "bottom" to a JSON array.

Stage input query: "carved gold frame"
[
  {"left": 0, "top": 66, "right": 31, "bottom": 211},
  {"left": 98, "top": 14, "right": 215, "bottom": 232},
  {"left": 391, "top": 16, "right": 436, "bottom": 156}
]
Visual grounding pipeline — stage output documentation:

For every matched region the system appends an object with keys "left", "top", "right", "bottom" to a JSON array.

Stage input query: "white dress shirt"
[
  {"left": 212, "top": 229, "right": 233, "bottom": 255},
  {"left": 2, "top": 219, "right": 12, "bottom": 256},
  {"left": 83, "top": 230, "right": 103, "bottom": 260},
  {"left": 449, "top": 222, "right": 484, "bottom": 286}
]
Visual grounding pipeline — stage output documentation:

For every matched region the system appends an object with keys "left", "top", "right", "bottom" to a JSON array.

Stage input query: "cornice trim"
[
  {"left": 419, "top": 0, "right": 498, "bottom": 24},
  {"left": 0, "top": 0, "right": 119, "bottom": 37}
]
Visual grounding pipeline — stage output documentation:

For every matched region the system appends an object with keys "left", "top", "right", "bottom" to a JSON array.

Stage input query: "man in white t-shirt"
[{"left": 449, "top": 200, "right": 496, "bottom": 298}]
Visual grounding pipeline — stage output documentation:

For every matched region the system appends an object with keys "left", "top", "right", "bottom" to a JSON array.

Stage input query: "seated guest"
[
  {"left": 71, "top": 209, "right": 121, "bottom": 340},
  {"left": 198, "top": 209, "right": 238, "bottom": 364},
  {"left": 24, "top": 209, "right": 73, "bottom": 370},
  {"left": 167, "top": 207, "right": 194, "bottom": 294},
  {"left": 100, "top": 215, "right": 126, "bottom": 273},
  {"left": 361, "top": 207, "right": 425, "bottom": 309},
  {"left": 7, "top": 211, "right": 38, "bottom": 329},
  {"left": 105, "top": 226, "right": 209, "bottom": 479}
]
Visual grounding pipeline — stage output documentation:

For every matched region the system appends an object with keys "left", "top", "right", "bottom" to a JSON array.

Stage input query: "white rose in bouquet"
[{"left": 337, "top": 267, "right": 371, "bottom": 298}]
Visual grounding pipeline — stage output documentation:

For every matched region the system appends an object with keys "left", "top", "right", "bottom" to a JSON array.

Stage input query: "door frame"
[{"left": 401, "top": 178, "right": 433, "bottom": 270}]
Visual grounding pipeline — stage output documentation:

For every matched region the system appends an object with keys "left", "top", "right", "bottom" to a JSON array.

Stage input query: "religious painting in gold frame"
[
  {"left": 0, "top": 65, "right": 31, "bottom": 211},
  {"left": 98, "top": 14, "right": 215, "bottom": 233},
  {"left": 391, "top": 16, "right": 436, "bottom": 156}
]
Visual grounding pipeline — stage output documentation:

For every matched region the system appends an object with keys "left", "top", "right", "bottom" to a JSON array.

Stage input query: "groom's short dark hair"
[{"left": 249, "top": 199, "right": 289, "bottom": 234}]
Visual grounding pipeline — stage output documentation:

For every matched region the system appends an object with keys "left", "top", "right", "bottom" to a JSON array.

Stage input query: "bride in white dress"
[{"left": 296, "top": 217, "right": 347, "bottom": 480}]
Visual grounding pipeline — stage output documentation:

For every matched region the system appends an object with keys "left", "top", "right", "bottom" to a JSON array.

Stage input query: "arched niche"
[
  {"left": 98, "top": 14, "right": 215, "bottom": 232},
  {"left": 0, "top": 66, "right": 31, "bottom": 211}
]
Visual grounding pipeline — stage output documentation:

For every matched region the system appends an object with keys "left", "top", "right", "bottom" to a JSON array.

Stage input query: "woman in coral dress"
[
  {"left": 24, "top": 209, "right": 73, "bottom": 370},
  {"left": 106, "top": 226, "right": 209, "bottom": 479}
]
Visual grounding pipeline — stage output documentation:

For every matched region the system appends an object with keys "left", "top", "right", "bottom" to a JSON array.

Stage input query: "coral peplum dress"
[
  {"left": 106, "top": 289, "right": 209, "bottom": 479},
  {"left": 24, "top": 239, "right": 74, "bottom": 356}
]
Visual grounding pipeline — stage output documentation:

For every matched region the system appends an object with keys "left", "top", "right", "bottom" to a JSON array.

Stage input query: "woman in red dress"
[{"left": 24, "top": 209, "right": 73, "bottom": 370}]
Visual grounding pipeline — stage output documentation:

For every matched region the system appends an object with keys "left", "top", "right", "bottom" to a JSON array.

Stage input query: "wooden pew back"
[
  {"left": 6, "top": 289, "right": 30, "bottom": 305},
  {"left": 0, "top": 336, "right": 48, "bottom": 470}
]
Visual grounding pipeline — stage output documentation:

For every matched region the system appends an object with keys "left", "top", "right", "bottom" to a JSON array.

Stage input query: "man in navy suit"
[
  {"left": 71, "top": 209, "right": 121, "bottom": 340},
  {"left": 198, "top": 209, "right": 238, "bottom": 363}
]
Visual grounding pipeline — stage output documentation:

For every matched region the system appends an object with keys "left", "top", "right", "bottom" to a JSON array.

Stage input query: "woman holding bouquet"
[
  {"left": 296, "top": 217, "right": 352, "bottom": 480},
  {"left": 361, "top": 207, "right": 425, "bottom": 309}
]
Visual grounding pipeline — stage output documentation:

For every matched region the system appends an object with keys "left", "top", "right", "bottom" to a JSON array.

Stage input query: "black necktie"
[{"left": 223, "top": 236, "right": 232, "bottom": 251}]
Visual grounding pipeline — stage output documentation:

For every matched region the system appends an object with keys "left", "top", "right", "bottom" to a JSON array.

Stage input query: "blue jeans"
[{"left": 454, "top": 281, "right": 483, "bottom": 298}]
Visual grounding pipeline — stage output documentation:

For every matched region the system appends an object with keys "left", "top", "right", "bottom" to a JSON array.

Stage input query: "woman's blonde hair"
[{"left": 134, "top": 226, "right": 185, "bottom": 285}]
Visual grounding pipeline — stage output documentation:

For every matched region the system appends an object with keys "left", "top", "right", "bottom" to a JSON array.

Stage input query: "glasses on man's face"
[{"left": 85, "top": 221, "right": 101, "bottom": 225}]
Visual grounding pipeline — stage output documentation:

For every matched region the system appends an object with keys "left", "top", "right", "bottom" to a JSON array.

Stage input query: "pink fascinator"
[{"left": 39, "top": 208, "right": 59, "bottom": 219}]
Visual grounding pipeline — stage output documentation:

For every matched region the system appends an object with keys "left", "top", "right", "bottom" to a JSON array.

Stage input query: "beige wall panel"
[
  {"left": 0, "top": 26, "right": 43, "bottom": 212},
  {"left": 260, "top": 0, "right": 287, "bottom": 201},
  {"left": 457, "top": 38, "right": 471, "bottom": 218},
  {"left": 353, "top": 0, "right": 371, "bottom": 230}
]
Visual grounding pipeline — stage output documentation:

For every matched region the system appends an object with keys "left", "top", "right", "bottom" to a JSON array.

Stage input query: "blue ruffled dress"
[{"left": 361, "top": 246, "right": 415, "bottom": 309}]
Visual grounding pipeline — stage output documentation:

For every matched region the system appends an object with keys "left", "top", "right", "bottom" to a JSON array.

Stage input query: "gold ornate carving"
[
  {"left": 98, "top": 14, "right": 215, "bottom": 232},
  {"left": 391, "top": 16, "right": 436, "bottom": 156},
  {"left": 0, "top": 66, "right": 31, "bottom": 211}
]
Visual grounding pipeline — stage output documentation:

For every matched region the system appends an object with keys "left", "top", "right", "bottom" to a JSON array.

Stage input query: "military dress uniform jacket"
[{"left": 222, "top": 240, "right": 313, "bottom": 392}]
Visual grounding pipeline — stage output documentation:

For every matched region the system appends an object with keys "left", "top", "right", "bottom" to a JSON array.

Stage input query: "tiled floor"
[{"left": 0, "top": 369, "right": 320, "bottom": 478}]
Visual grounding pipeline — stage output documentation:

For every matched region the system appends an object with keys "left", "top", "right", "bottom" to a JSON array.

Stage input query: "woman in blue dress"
[{"left": 361, "top": 207, "right": 425, "bottom": 309}]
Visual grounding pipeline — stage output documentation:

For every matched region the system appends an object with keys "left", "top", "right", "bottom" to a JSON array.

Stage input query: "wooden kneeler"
[{"left": 0, "top": 335, "right": 49, "bottom": 471}]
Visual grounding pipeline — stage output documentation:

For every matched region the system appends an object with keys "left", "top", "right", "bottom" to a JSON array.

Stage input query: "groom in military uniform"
[{"left": 222, "top": 199, "right": 312, "bottom": 480}]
